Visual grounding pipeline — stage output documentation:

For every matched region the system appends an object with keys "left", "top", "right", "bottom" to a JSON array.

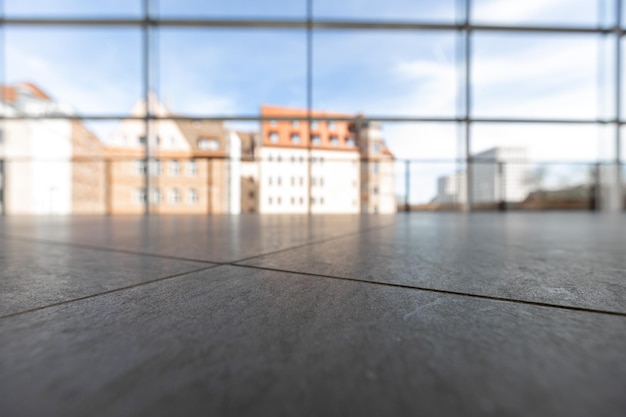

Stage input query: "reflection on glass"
[
  {"left": 313, "top": 31, "right": 457, "bottom": 117},
  {"left": 472, "top": 33, "right": 601, "bottom": 119},
  {"left": 159, "top": 29, "right": 306, "bottom": 116},
  {"left": 6, "top": 28, "right": 142, "bottom": 115}
]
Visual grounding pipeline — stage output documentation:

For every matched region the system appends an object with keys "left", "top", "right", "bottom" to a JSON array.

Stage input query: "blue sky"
[{"left": 2, "top": 0, "right": 622, "bottom": 202}]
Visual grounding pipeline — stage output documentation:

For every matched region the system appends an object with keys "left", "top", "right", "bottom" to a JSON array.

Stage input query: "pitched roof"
[{"left": 174, "top": 119, "right": 228, "bottom": 152}]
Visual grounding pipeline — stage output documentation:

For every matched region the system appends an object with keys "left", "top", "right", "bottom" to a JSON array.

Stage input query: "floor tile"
[
  {"left": 0, "top": 215, "right": 394, "bottom": 262},
  {"left": 0, "top": 237, "right": 212, "bottom": 316},
  {"left": 241, "top": 213, "right": 626, "bottom": 313},
  {"left": 1, "top": 265, "right": 625, "bottom": 417}
]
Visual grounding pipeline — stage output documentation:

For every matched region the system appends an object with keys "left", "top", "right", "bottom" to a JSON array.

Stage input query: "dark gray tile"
[
  {"left": 1, "top": 265, "right": 625, "bottom": 417},
  {"left": 241, "top": 213, "right": 626, "bottom": 313},
  {"left": 0, "top": 237, "right": 212, "bottom": 316},
  {"left": 0, "top": 215, "right": 394, "bottom": 262}
]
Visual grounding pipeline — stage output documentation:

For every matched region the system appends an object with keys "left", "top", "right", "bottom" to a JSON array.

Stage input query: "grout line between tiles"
[
  {"left": 0, "top": 221, "right": 396, "bottom": 266},
  {"left": 230, "top": 263, "right": 626, "bottom": 318},
  {"left": 0, "top": 264, "right": 222, "bottom": 320},
  {"left": 229, "top": 222, "right": 396, "bottom": 264}
]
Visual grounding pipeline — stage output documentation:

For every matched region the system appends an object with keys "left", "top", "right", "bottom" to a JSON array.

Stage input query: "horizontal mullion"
[
  {"left": 1, "top": 115, "right": 618, "bottom": 124},
  {"left": 0, "top": 18, "right": 619, "bottom": 34}
]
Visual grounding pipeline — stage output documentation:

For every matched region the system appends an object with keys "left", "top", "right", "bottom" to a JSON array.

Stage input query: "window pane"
[
  {"left": 472, "top": 33, "right": 602, "bottom": 119},
  {"left": 158, "top": 0, "right": 305, "bottom": 18},
  {"left": 471, "top": 124, "right": 612, "bottom": 162},
  {"left": 159, "top": 29, "right": 306, "bottom": 116},
  {"left": 472, "top": 0, "right": 608, "bottom": 27},
  {"left": 314, "top": 0, "right": 456, "bottom": 22},
  {"left": 5, "top": 0, "right": 141, "bottom": 17},
  {"left": 313, "top": 31, "right": 457, "bottom": 117},
  {"left": 5, "top": 28, "right": 142, "bottom": 115}
]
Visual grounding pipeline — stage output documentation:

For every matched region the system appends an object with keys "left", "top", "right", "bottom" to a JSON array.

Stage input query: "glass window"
[
  {"left": 472, "top": 33, "right": 602, "bottom": 120},
  {"left": 171, "top": 160, "right": 180, "bottom": 176},
  {"left": 269, "top": 133, "right": 279, "bottom": 143},
  {"left": 135, "top": 160, "right": 146, "bottom": 175},
  {"left": 188, "top": 189, "right": 198, "bottom": 204},
  {"left": 198, "top": 138, "right": 219, "bottom": 150},
  {"left": 312, "top": 135, "right": 321, "bottom": 145},
  {"left": 159, "top": 29, "right": 306, "bottom": 116},
  {"left": 188, "top": 160, "right": 198, "bottom": 176},
  {"left": 311, "top": 121, "right": 319, "bottom": 130},
  {"left": 292, "top": 120, "right": 299, "bottom": 128},
  {"left": 291, "top": 134, "right": 301, "bottom": 145},
  {"left": 151, "top": 188, "right": 161, "bottom": 204},
  {"left": 135, "top": 188, "right": 146, "bottom": 204},
  {"left": 330, "top": 136, "right": 339, "bottom": 146},
  {"left": 347, "top": 138, "right": 355, "bottom": 147},
  {"left": 170, "top": 188, "right": 180, "bottom": 204},
  {"left": 314, "top": 0, "right": 456, "bottom": 22}
]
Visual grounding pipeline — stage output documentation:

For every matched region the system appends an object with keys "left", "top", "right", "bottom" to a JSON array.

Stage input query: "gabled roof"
[
  {"left": 174, "top": 119, "right": 228, "bottom": 152},
  {"left": 0, "top": 82, "right": 52, "bottom": 103}
]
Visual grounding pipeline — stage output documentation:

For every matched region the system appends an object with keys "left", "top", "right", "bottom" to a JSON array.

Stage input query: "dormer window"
[
  {"left": 269, "top": 132, "right": 279, "bottom": 143},
  {"left": 198, "top": 138, "right": 219, "bottom": 151}
]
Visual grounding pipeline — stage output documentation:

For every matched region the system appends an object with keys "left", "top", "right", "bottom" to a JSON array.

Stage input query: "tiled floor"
[{"left": 1, "top": 213, "right": 625, "bottom": 416}]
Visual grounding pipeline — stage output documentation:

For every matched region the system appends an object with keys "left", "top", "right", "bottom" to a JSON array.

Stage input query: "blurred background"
[{"left": 0, "top": 0, "right": 624, "bottom": 215}]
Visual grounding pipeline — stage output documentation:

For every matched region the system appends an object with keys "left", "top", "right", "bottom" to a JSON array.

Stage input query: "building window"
[
  {"left": 270, "top": 120, "right": 277, "bottom": 127},
  {"left": 330, "top": 136, "right": 339, "bottom": 146},
  {"left": 372, "top": 162, "right": 379, "bottom": 174},
  {"left": 291, "top": 177, "right": 295, "bottom": 186},
  {"left": 170, "top": 188, "right": 180, "bottom": 204},
  {"left": 292, "top": 120, "right": 299, "bottom": 128},
  {"left": 328, "top": 121, "right": 336, "bottom": 130},
  {"left": 135, "top": 160, "right": 146, "bottom": 175},
  {"left": 198, "top": 138, "right": 219, "bottom": 150},
  {"left": 373, "top": 187, "right": 379, "bottom": 195},
  {"left": 268, "top": 197, "right": 273, "bottom": 205},
  {"left": 277, "top": 155, "right": 282, "bottom": 162},
  {"left": 188, "top": 160, "right": 198, "bottom": 176},
  {"left": 312, "top": 135, "right": 321, "bottom": 145},
  {"left": 291, "top": 134, "right": 300, "bottom": 145},
  {"left": 134, "top": 188, "right": 146, "bottom": 204},
  {"left": 299, "top": 197, "right": 304, "bottom": 205},
  {"left": 269, "top": 132, "right": 279, "bottom": 143},
  {"left": 373, "top": 143, "right": 380, "bottom": 153},
  {"left": 320, "top": 178, "right": 325, "bottom": 187},
  {"left": 268, "top": 154, "right": 273, "bottom": 162},
  {"left": 149, "top": 160, "right": 161, "bottom": 176},
  {"left": 249, "top": 191, "right": 255, "bottom": 198},
  {"left": 139, "top": 136, "right": 147, "bottom": 146},
  {"left": 151, "top": 188, "right": 161, "bottom": 204},
  {"left": 277, "top": 177, "right": 282, "bottom": 186},
  {"left": 188, "top": 189, "right": 198, "bottom": 204},
  {"left": 347, "top": 138, "right": 355, "bottom": 147},
  {"left": 290, "top": 156, "right": 295, "bottom": 163},
  {"left": 291, "top": 197, "right": 295, "bottom": 205},
  {"left": 311, "top": 121, "right": 319, "bottom": 130},
  {"left": 320, "top": 197, "right": 324, "bottom": 205},
  {"left": 300, "top": 177, "right": 304, "bottom": 186},
  {"left": 171, "top": 160, "right": 180, "bottom": 176},
  {"left": 269, "top": 177, "right": 273, "bottom": 186},
  {"left": 277, "top": 197, "right": 282, "bottom": 205},
  {"left": 0, "top": 129, "right": 4, "bottom": 145}
]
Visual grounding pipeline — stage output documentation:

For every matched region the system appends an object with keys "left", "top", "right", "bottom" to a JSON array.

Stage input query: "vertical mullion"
[
  {"left": 617, "top": 0, "right": 623, "bottom": 210},
  {"left": 1, "top": 0, "right": 5, "bottom": 215},
  {"left": 464, "top": 0, "right": 472, "bottom": 212},
  {"left": 142, "top": 0, "right": 151, "bottom": 215},
  {"left": 306, "top": 0, "right": 313, "bottom": 215}
]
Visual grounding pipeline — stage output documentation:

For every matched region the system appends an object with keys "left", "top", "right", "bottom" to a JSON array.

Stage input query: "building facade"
[{"left": 0, "top": 83, "right": 105, "bottom": 214}]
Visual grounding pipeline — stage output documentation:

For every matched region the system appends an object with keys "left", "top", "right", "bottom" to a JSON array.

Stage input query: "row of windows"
[
  {"left": 268, "top": 132, "right": 354, "bottom": 147},
  {"left": 270, "top": 120, "right": 337, "bottom": 131},
  {"left": 135, "top": 188, "right": 198, "bottom": 205},
  {"left": 267, "top": 197, "right": 358, "bottom": 207},
  {"left": 128, "top": 136, "right": 220, "bottom": 151},
  {"left": 134, "top": 160, "right": 198, "bottom": 176}
]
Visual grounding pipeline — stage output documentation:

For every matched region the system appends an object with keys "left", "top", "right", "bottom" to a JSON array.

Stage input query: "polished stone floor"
[{"left": 1, "top": 213, "right": 625, "bottom": 416}]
